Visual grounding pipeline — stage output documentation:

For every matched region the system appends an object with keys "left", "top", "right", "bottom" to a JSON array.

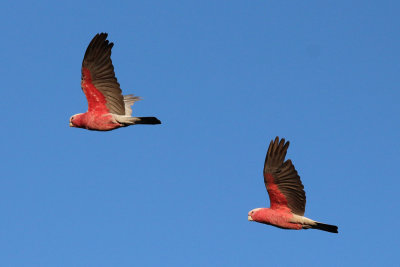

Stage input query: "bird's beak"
[
  {"left": 248, "top": 215, "right": 253, "bottom": 221},
  {"left": 69, "top": 122, "right": 73, "bottom": 127}
]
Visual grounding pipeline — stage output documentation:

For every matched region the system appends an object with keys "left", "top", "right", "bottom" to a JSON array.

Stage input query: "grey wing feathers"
[
  {"left": 264, "top": 137, "right": 306, "bottom": 216},
  {"left": 82, "top": 33, "right": 125, "bottom": 115},
  {"left": 264, "top": 137, "right": 289, "bottom": 173}
]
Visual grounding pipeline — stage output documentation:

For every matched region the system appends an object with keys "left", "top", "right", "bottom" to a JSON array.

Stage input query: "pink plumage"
[
  {"left": 69, "top": 33, "right": 161, "bottom": 131},
  {"left": 248, "top": 137, "right": 338, "bottom": 233}
]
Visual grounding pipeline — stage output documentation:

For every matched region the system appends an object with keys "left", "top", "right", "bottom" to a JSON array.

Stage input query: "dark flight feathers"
[
  {"left": 264, "top": 137, "right": 306, "bottom": 216},
  {"left": 82, "top": 33, "right": 126, "bottom": 115}
]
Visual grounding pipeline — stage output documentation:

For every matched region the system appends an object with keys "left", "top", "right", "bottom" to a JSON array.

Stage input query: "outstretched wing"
[
  {"left": 263, "top": 137, "right": 306, "bottom": 215},
  {"left": 81, "top": 33, "right": 125, "bottom": 115}
]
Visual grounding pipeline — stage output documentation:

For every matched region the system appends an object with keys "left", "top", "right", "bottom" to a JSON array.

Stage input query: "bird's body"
[
  {"left": 248, "top": 137, "right": 338, "bottom": 233},
  {"left": 68, "top": 112, "right": 118, "bottom": 131},
  {"left": 69, "top": 33, "right": 161, "bottom": 131},
  {"left": 250, "top": 208, "right": 301, "bottom": 230}
]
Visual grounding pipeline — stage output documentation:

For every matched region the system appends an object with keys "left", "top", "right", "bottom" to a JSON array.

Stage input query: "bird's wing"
[
  {"left": 81, "top": 33, "right": 125, "bottom": 115},
  {"left": 263, "top": 137, "right": 306, "bottom": 215}
]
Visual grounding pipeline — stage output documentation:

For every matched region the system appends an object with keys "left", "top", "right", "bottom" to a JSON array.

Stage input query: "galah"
[
  {"left": 69, "top": 33, "right": 161, "bottom": 131},
  {"left": 248, "top": 137, "right": 338, "bottom": 233}
]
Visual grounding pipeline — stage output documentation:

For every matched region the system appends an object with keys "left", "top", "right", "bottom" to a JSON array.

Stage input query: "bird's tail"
[
  {"left": 113, "top": 115, "right": 161, "bottom": 125},
  {"left": 133, "top": 117, "right": 161, "bottom": 125},
  {"left": 312, "top": 222, "right": 338, "bottom": 233}
]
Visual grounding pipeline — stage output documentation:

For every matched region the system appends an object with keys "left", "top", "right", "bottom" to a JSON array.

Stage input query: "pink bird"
[
  {"left": 69, "top": 33, "right": 161, "bottom": 131},
  {"left": 248, "top": 137, "right": 338, "bottom": 233}
]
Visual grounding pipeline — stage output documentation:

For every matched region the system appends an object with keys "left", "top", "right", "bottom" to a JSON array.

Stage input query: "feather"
[
  {"left": 264, "top": 137, "right": 306, "bottom": 216},
  {"left": 81, "top": 33, "right": 125, "bottom": 115}
]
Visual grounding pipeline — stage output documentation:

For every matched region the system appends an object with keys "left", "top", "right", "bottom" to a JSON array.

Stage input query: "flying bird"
[
  {"left": 69, "top": 33, "right": 161, "bottom": 131},
  {"left": 248, "top": 137, "right": 338, "bottom": 233}
]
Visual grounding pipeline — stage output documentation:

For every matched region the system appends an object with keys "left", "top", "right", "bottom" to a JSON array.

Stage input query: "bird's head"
[
  {"left": 248, "top": 208, "right": 265, "bottom": 222},
  {"left": 69, "top": 113, "right": 84, "bottom": 128}
]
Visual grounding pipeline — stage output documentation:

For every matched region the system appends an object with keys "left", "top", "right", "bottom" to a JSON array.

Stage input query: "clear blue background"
[{"left": 1, "top": 1, "right": 399, "bottom": 266}]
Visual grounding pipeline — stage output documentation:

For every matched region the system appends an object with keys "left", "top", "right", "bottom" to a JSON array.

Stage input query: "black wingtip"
[
  {"left": 265, "top": 136, "right": 291, "bottom": 172},
  {"left": 94, "top": 32, "right": 108, "bottom": 38}
]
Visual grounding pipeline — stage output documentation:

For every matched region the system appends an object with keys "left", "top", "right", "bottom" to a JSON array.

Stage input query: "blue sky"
[{"left": 1, "top": 1, "right": 399, "bottom": 266}]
